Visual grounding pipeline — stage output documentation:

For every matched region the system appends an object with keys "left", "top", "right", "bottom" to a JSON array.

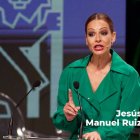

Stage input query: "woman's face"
[{"left": 86, "top": 19, "right": 116, "bottom": 56}]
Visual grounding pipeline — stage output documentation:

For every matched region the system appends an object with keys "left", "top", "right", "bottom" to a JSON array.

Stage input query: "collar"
[{"left": 68, "top": 49, "right": 129, "bottom": 76}]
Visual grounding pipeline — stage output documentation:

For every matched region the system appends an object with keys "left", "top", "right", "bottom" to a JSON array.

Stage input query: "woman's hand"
[
  {"left": 82, "top": 131, "right": 101, "bottom": 140},
  {"left": 63, "top": 89, "right": 80, "bottom": 121}
]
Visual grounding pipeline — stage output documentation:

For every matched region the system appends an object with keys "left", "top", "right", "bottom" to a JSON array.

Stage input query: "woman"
[{"left": 53, "top": 13, "right": 140, "bottom": 140}]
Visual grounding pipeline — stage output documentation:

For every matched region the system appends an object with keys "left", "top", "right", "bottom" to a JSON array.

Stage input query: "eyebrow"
[{"left": 87, "top": 27, "right": 109, "bottom": 31}]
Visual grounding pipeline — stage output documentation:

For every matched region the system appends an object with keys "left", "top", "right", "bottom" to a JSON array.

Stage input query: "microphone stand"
[
  {"left": 73, "top": 81, "right": 84, "bottom": 140},
  {"left": 7, "top": 88, "right": 34, "bottom": 137},
  {"left": 4, "top": 80, "right": 41, "bottom": 139},
  {"left": 75, "top": 89, "right": 84, "bottom": 140},
  {"left": 7, "top": 88, "right": 35, "bottom": 137},
  {"left": 8, "top": 115, "right": 14, "bottom": 137}
]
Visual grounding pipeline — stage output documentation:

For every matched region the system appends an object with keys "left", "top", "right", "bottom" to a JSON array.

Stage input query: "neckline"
[{"left": 85, "top": 68, "right": 110, "bottom": 94}]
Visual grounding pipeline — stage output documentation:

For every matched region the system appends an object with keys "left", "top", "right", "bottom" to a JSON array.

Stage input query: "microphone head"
[
  {"left": 73, "top": 81, "right": 79, "bottom": 89},
  {"left": 32, "top": 80, "right": 41, "bottom": 88}
]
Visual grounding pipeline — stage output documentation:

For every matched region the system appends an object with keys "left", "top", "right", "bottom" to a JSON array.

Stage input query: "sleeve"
[
  {"left": 97, "top": 71, "right": 140, "bottom": 140},
  {"left": 52, "top": 68, "right": 79, "bottom": 133}
]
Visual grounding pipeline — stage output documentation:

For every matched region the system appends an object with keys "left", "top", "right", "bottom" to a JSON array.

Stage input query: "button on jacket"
[{"left": 53, "top": 49, "right": 140, "bottom": 140}]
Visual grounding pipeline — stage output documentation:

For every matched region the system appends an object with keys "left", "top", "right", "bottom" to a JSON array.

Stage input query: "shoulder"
[
  {"left": 66, "top": 55, "right": 91, "bottom": 68},
  {"left": 59, "top": 55, "right": 90, "bottom": 80},
  {"left": 123, "top": 62, "right": 139, "bottom": 79},
  {"left": 111, "top": 50, "right": 139, "bottom": 77}
]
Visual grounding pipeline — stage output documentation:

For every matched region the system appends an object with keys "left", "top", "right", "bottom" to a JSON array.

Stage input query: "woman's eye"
[
  {"left": 101, "top": 31, "right": 108, "bottom": 35},
  {"left": 88, "top": 32, "right": 94, "bottom": 37}
]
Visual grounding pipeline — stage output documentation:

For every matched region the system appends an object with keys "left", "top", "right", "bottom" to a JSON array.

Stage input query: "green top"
[{"left": 52, "top": 49, "right": 140, "bottom": 140}]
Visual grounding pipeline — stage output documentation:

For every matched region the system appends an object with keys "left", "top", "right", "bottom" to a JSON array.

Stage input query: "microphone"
[
  {"left": 8, "top": 80, "right": 41, "bottom": 137},
  {"left": 15, "top": 80, "right": 41, "bottom": 108},
  {"left": 73, "top": 81, "right": 84, "bottom": 140}
]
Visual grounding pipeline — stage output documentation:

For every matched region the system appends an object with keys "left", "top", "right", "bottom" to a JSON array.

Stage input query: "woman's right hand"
[{"left": 63, "top": 89, "right": 80, "bottom": 121}]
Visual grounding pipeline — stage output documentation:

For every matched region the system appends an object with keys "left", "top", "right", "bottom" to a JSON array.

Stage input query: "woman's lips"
[{"left": 94, "top": 45, "right": 104, "bottom": 51}]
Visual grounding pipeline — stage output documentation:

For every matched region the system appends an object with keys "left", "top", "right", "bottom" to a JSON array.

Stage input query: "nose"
[{"left": 95, "top": 34, "right": 101, "bottom": 42}]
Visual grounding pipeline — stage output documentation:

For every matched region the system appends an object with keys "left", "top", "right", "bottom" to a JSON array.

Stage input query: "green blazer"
[{"left": 53, "top": 49, "right": 140, "bottom": 140}]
